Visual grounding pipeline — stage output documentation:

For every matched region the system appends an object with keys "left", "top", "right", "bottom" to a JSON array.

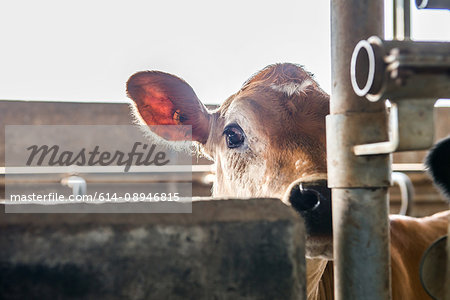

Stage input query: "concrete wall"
[{"left": 0, "top": 199, "right": 306, "bottom": 300}]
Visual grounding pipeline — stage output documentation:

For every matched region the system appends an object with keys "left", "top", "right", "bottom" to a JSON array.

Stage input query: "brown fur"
[
  {"left": 310, "top": 211, "right": 449, "bottom": 300},
  {"left": 202, "top": 64, "right": 329, "bottom": 197}
]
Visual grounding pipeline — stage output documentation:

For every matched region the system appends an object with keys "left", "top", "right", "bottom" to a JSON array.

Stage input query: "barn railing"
[{"left": 329, "top": 0, "right": 450, "bottom": 299}]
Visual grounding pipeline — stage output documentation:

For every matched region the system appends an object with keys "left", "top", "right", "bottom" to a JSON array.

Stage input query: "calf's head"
[{"left": 127, "top": 63, "right": 332, "bottom": 258}]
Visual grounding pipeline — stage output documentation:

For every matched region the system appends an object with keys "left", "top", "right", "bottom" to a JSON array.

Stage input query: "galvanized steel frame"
[{"left": 329, "top": 1, "right": 392, "bottom": 299}]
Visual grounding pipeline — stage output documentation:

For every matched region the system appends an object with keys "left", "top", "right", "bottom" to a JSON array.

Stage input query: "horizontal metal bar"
[
  {"left": 350, "top": 37, "right": 450, "bottom": 101},
  {"left": 0, "top": 164, "right": 426, "bottom": 176},
  {"left": 392, "top": 163, "right": 425, "bottom": 171},
  {"left": 0, "top": 99, "right": 131, "bottom": 104},
  {"left": 0, "top": 165, "right": 212, "bottom": 174}
]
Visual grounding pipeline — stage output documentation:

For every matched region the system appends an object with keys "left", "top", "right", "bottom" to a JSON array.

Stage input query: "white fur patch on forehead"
[{"left": 270, "top": 79, "right": 313, "bottom": 97}]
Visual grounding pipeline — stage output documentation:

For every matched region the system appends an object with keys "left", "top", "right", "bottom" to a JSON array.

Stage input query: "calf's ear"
[{"left": 127, "top": 71, "right": 211, "bottom": 144}]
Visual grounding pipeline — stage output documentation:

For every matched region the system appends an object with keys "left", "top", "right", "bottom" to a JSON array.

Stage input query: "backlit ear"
[{"left": 127, "top": 71, "right": 210, "bottom": 143}]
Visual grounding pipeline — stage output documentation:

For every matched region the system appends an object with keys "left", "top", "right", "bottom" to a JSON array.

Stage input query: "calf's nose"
[{"left": 284, "top": 179, "right": 333, "bottom": 237}]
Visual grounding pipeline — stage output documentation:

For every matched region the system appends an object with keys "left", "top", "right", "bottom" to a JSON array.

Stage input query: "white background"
[{"left": 0, "top": 0, "right": 449, "bottom": 104}]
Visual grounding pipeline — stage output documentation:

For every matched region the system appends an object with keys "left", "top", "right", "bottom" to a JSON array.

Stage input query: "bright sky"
[{"left": 0, "top": 0, "right": 449, "bottom": 104}]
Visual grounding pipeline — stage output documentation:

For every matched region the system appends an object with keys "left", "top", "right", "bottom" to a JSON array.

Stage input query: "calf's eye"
[{"left": 223, "top": 125, "right": 245, "bottom": 148}]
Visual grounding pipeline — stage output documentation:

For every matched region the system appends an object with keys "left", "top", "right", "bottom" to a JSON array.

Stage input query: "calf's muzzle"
[{"left": 285, "top": 179, "right": 332, "bottom": 237}]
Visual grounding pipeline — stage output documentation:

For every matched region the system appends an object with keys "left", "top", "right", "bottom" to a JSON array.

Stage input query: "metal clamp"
[
  {"left": 353, "top": 103, "right": 399, "bottom": 155},
  {"left": 416, "top": 0, "right": 450, "bottom": 9},
  {"left": 61, "top": 175, "right": 87, "bottom": 197},
  {"left": 353, "top": 97, "right": 436, "bottom": 155},
  {"left": 350, "top": 36, "right": 450, "bottom": 102},
  {"left": 392, "top": 172, "right": 414, "bottom": 216}
]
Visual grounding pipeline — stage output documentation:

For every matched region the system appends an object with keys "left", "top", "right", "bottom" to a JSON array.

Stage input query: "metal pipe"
[
  {"left": 353, "top": 99, "right": 436, "bottom": 154},
  {"left": 393, "top": 0, "right": 411, "bottom": 40},
  {"left": 416, "top": 0, "right": 450, "bottom": 9},
  {"left": 350, "top": 37, "right": 450, "bottom": 101},
  {"left": 391, "top": 172, "right": 413, "bottom": 216},
  {"left": 353, "top": 102, "right": 399, "bottom": 155},
  {"left": 404, "top": 0, "right": 411, "bottom": 39},
  {"left": 332, "top": 189, "right": 391, "bottom": 298},
  {"left": 329, "top": 0, "right": 391, "bottom": 299}
]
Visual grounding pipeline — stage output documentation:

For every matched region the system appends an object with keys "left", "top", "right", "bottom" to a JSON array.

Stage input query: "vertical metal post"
[
  {"left": 393, "top": 0, "right": 411, "bottom": 40},
  {"left": 404, "top": 0, "right": 411, "bottom": 39},
  {"left": 328, "top": 1, "right": 392, "bottom": 299}
]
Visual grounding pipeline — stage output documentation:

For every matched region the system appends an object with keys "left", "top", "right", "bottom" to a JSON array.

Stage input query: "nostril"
[
  {"left": 285, "top": 179, "right": 333, "bottom": 237},
  {"left": 289, "top": 184, "right": 321, "bottom": 212}
]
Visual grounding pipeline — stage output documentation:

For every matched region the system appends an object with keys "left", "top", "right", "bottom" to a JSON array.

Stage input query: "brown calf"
[{"left": 127, "top": 63, "right": 449, "bottom": 300}]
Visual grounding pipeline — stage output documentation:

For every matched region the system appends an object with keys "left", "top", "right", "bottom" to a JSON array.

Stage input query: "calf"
[
  {"left": 427, "top": 136, "right": 450, "bottom": 200},
  {"left": 126, "top": 63, "right": 449, "bottom": 300}
]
